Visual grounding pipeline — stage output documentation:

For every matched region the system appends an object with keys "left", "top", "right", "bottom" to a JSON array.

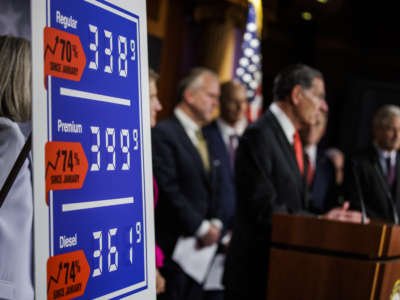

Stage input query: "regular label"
[{"left": 44, "top": 26, "right": 86, "bottom": 87}]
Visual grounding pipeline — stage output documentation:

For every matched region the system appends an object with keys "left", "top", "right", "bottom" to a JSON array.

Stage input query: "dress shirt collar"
[
  {"left": 374, "top": 143, "right": 397, "bottom": 172},
  {"left": 270, "top": 102, "right": 296, "bottom": 144},
  {"left": 374, "top": 144, "right": 396, "bottom": 161},
  {"left": 216, "top": 118, "right": 238, "bottom": 148},
  {"left": 174, "top": 107, "right": 200, "bottom": 146},
  {"left": 235, "top": 117, "right": 248, "bottom": 136}
]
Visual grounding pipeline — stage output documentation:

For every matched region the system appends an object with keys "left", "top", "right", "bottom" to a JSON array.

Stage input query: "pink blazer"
[{"left": 153, "top": 177, "right": 164, "bottom": 268}]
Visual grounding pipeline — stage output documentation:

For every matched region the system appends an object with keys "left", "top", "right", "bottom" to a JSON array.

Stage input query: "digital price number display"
[{"left": 44, "top": 0, "right": 148, "bottom": 298}]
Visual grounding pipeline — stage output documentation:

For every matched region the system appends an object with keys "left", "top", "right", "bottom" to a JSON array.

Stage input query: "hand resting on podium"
[{"left": 321, "top": 201, "right": 370, "bottom": 223}]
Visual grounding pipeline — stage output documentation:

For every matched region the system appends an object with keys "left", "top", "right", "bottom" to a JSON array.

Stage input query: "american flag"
[{"left": 235, "top": 0, "right": 263, "bottom": 123}]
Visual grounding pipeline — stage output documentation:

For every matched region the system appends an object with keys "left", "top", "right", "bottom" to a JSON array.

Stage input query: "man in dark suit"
[
  {"left": 300, "top": 111, "right": 343, "bottom": 212},
  {"left": 223, "top": 64, "right": 365, "bottom": 300},
  {"left": 202, "top": 80, "right": 247, "bottom": 299},
  {"left": 203, "top": 80, "right": 247, "bottom": 238},
  {"left": 152, "top": 67, "right": 222, "bottom": 300},
  {"left": 345, "top": 105, "right": 400, "bottom": 223}
]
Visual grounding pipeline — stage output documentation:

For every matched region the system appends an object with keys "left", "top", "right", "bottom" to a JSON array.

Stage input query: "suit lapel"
[
  {"left": 394, "top": 152, "right": 400, "bottom": 207},
  {"left": 265, "top": 112, "right": 307, "bottom": 206},
  {"left": 374, "top": 149, "right": 400, "bottom": 205},
  {"left": 266, "top": 112, "right": 303, "bottom": 181},
  {"left": 370, "top": 147, "right": 391, "bottom": 195},
  {"left": 171, "top": 116, "right": 209, "bottom": 179},
  {"left": 171, "top": 116, "right": 216, "bottom": 193},
  {"left": 369, "top": 147, "right": 400, "bottom": 223},
  {"left": 212, "top": 121, "right": 234, "bottom": 177}
]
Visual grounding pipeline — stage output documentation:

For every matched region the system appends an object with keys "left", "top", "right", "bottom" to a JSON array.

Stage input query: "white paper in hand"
[
  {"left": 203, "top": 254, "right": 225, "bottom": 291},
  {"left": 172, "top": 237, "right": 218, "bottom": 284}
]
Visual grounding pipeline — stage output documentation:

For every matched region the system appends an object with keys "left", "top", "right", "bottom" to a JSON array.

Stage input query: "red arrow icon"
[
  {"left": 45, "top": 141, "right": 88, "bottom": 205},
  {"left": 47, "top": 250, "right": 91, "bottom": 300},
  {"left": 44, "top": 27, "right": 86, "bottom": 88}
]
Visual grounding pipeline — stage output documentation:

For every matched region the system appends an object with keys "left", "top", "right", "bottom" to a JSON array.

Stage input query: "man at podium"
[{"left": 223, "top": 64, "right": 365, "bottom": 300}]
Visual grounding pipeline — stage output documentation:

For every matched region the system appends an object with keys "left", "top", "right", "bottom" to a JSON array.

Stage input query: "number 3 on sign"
[
  {"left": 90, "top": 127, "right": 139, "bottom": 172},
  {"left": 88, "top": 24, "right": 136, "bottom": 77},
  {"left": 92, "top": 228, "right": 118, "bottom": 277},
  {"left": 92, "top": 224, "right": 142, "bottom": 277}
]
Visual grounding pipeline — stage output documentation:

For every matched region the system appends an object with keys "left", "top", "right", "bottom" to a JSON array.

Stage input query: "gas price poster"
[{"left": 31, "top": 0, "right": 156, "bottom": 299}]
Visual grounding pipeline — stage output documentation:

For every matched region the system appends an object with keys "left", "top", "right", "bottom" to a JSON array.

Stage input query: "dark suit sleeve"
[
  {"left": 343, "top": 155, "right": 385, "bottom": 221},
  {"left": 152, "top": 126, "right": 204, "bottom": 235},
  {"left": 310, "top": 157, "right": 340, "bottom": 213},
  {"left": 235, "top": 130, "right": 285, "bottom": 233}
]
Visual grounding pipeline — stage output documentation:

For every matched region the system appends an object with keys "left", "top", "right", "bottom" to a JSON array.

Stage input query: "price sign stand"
[{"left": 31, "top": 1, "right": 156, "bottom": 299}]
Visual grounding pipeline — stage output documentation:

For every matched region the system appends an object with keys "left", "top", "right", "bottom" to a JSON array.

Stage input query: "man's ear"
[
  {"left": 291, "top": 85, "right": 303, "bottom": 105},
  {"left": 184, "top": 88, "right": 194, "bottom": 105}
]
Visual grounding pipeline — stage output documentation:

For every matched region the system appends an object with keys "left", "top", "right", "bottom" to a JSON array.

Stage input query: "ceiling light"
[{"left": 301, "top": 11, "right": 312, "bottom": 21}]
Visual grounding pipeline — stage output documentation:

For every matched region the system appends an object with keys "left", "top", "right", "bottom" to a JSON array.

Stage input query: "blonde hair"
[{"left": 0, "top": 35, "right": 31, "bottom": 122}]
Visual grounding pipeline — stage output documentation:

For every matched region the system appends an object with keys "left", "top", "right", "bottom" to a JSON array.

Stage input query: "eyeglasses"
[{"left": 301, "top": 88, "right": 325, "bottom": 104}]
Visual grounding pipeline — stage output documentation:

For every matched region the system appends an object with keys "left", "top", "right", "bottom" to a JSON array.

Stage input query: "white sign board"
[{"left": 31, "top": 0, "right": 156, "bottom": 299}]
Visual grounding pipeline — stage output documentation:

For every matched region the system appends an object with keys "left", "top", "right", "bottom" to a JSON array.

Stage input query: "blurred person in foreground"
[
  {"left": 325, "top": 148, "right": 345, "bottom": 198},
  {"left": 152, "top": 67, "right": 222, "bottom": 300},
  {"left": 202, "top": 80, "right": 247, "bottom": 300},
  {"left": 149, "top": 69, "right": 166, "bottom": 295},
  {"left": 345, "top": 105, "right": 400, "bottom": 223},
  {"left": 300, "top": 110, "right": 345, "bottom": 212},
  {"left": 223, "top": 64, "right": 366, "bottom": 300},
  {"left": 0, "top": 35, "right": 34, "bottom": 300}
]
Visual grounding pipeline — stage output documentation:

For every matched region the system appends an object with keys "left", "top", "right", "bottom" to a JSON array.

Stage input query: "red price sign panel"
[
  {"left": 47, "top": 250, "right": 90, "bottom": 300},
  {"left": 44, "top": 27, "right": 86, "bottom": 87},
  {"left": 45, "top": 141, "right": 88, "bottom": 204}
]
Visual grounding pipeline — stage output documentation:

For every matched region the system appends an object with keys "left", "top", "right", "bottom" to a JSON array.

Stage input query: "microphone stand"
[{"left": 352, "top": 160, "right": 368, "bottom": 225}]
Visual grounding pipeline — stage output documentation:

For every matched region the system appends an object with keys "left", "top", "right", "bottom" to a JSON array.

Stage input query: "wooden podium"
[{"left": 267, "top": 213, "right": 400, "bottom": 300}]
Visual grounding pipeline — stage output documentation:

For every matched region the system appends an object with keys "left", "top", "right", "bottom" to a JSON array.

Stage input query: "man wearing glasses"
[{"left": 223, "top": 64, "right": 365, "bottom": 300}]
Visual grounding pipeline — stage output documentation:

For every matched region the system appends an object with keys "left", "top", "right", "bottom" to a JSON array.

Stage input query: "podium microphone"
[{"left": 352, "top": 160, "right": 368, "bottom": 225}]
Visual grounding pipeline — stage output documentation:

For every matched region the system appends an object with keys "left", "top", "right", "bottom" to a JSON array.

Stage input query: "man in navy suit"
[
  {"left": 152, "top": 67, "right": 222, "bottom": 300},
  {"left": 223, "top": 64, "right": 366, "bottom": 300},
  {"left": 204, "top": 80, "right": 247, "bottom": 237},
  {"left": 202, "top": 80, "right": 247, "bottom": 300},
  {"left": 300, "top": 111, "right": 344, "bottom": 212},
  {"left": 345, "top": 105, "right": 400, "bottom": 223}
]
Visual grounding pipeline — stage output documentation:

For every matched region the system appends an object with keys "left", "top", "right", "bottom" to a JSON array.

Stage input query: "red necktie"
[{"left": 293, "top": 131, "right": 304, "bottom": 175}]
